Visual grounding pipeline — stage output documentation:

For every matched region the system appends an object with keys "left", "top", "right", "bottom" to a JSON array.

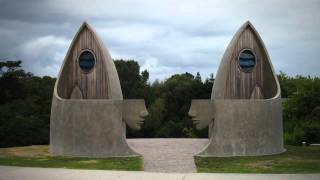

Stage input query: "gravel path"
[{"left": 127, "top": 138, "right": 209, "bottom": 173}]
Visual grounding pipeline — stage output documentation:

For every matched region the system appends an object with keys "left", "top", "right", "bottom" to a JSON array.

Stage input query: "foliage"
[
  {"left": 114, "top": 60, "right": 149, "bottom": 99},
  {"left": 115, "top": 60, "right": 212, "bottom": 138},
  {"left": 0, "top": 60, "right": 319, "bottom": 147},
  {"left": 0, "top": 61, "right": 55, "bottom": 147},
  {"left": 279, "top": 72, "right": 320, "bottom": 145},
  {"left": 195, "top": 145, "right": 320, "bottom": 173}
]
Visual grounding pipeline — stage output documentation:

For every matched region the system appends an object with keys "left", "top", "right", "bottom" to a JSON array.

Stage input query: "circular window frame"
[
  {"left": 237, "top": 48, "right": 256, "bottom": 73},
  {"left": 77, "top": 49, "right": 97, "bottom": 74}
]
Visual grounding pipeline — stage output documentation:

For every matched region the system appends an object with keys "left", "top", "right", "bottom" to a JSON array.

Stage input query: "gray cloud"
[{"left": 0, "top": 0, "right": 319, "bottom": 81}]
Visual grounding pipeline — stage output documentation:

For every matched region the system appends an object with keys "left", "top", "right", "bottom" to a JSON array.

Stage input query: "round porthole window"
[
  {"left": 78, "top": 50, "right": 96, "bottom": 73},
  {"left": 238, "top": 49, "right": 256, "bottom": 72}
]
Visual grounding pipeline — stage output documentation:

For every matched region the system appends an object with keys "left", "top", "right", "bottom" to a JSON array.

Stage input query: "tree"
[
  {"left": 0, "top": 60, "right": 29, "bottom": 103},
  {"left": 114, "top": 59, "right": 150, "bottom": 100},
  {"left": 0, "top": 60, "right": 55, "bottom": 147},
  {"left": 280, "top": 72, "right": 320, "bottom": 145},
  {"left": 2, "top": 59, "right": 319, "bottom": 146}
]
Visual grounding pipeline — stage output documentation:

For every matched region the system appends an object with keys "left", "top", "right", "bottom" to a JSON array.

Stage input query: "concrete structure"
[
  {"left": 50, "top": 22, "right": 148, "bottom": 157},
  {"left": 189, "top": 21, "right": 285, "bottom": 156}
]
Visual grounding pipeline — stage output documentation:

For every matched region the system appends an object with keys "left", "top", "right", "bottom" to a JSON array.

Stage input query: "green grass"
[
  {"left": 195, "top": 145, "right": 320, "bottom": 173},
  {"left": 0, "top": 145, "right": 143, "bottom": 171}
]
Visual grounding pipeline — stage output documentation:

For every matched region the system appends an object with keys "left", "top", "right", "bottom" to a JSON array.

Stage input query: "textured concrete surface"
[
  {"left": 1, "top": 166, "right": 319, "bottom": 180},
  {"left": 50, "top": 22, "right": 148, "bottom": 157},
  {"left": 50, "top": 99, "right": 140, "bottom": 157},
  {"left": 127, "top": 139, "right": 208, "bottom": 173},
  {"left": 189, "top": 21, "right": 284, "bottom": 157},
  {"left": 197, "top": 98, "right": 285, "bottom": 157},
  {"left": 123, "top": 100, "right": 149, "bottom": 131},
  {"left": 188, "top": 100, "right": 214, "bottom": 130}
]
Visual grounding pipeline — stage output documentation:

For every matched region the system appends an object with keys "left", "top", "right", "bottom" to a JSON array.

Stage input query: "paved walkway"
[
  {"left": 1, "top": 166, "right": 319, "bottom": 180},
  {"left": 127, "top": 138, "right": 208, "bottom": 173}
]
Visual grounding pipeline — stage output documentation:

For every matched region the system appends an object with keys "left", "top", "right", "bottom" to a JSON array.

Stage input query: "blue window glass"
[
  {"left": 79, "top": 50, "right": 95, "bottom": 72},
  {"left": 238, "top": 49, "right": 255, "bottom": 72}
]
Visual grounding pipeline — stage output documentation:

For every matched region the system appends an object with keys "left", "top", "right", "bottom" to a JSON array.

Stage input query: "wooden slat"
[
  {"left": 57, "top": 26, "right": 110, "bottom": 99},
  {"left": 224, "top": 27, "right": 277, "bottom": 99}
]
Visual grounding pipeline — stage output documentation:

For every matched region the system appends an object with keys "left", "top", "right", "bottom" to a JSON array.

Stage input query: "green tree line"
[
  {"left": 278, "top": 72, "right": 320, "bottom": 145},
  {"left": 0, "top": 60, "right": 319, "bottom": 147}
]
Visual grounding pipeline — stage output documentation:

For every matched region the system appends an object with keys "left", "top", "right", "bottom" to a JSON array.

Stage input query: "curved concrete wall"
[
  {"left": 50, "top": 97, "right": 139, "bottom": 157},
  {"left": 50, "top": 22, "right": 144, "bottom": 157},
  {"left": 191, "top": 21, "right": 285, "bottom": 157},
  {"left": 197, "top": 98, "right": 285, "bottom": 156}
]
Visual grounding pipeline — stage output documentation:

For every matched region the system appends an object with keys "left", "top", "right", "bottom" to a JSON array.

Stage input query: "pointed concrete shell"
[
  {"left": 197, "top": 21, "right": 285, "bottom": 157},
  {"left": 50, "top": 22, "right": 139, "bottom": 157},
  {"left": 56, "top": 22, "right": 122, "bottom": 100},
  {"left": 211, "top": 21, "right": 280, "bottom": 100}
]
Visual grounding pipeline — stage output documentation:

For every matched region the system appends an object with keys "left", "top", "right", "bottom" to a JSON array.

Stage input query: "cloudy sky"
[{"left": 0, "top": 0, "right": 319, "bottom": 82}]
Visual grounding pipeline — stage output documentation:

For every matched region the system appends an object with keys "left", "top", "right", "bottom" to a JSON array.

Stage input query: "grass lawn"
[
  {"left": 0, "top": 145, "right": 143, "bottom": 171},
  {"left": 195, "top": 145, "right": 320, "bottom": 173}
]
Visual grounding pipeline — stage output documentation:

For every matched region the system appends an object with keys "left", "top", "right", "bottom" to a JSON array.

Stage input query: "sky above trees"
[{"left": 0, "top": 0, "right": 319, "bottom": 82}]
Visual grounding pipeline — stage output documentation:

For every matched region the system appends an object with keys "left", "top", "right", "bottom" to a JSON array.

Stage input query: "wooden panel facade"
[
  {"left": 224, "top": 26, "right": 277, "bottom": 99},
  {"left": 57, "top": 25, "right": 110, "bottom": 99}
]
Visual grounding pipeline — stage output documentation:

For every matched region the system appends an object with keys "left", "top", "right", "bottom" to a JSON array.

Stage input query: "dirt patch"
[
  {"left": 0, "top": 145, "right": 49, "bottom": 157},
  {"left": 77, "top": 160, "right": 99, "bottom": 164},
  {"left": 246, "top": 160, "right": 276, "bottom": 169}
]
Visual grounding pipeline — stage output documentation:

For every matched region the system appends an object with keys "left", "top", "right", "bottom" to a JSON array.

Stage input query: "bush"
[
  {"left": 283, "top": 121, "right": 304, "bottom": 145},
  {"left": 303, "top": 121, "right": 320, "bottom": 144}
]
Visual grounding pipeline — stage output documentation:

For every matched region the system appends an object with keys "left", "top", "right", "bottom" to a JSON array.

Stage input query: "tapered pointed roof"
[
  {"left": 54, "top": 22, "right": 123, "bottom": 100},
  {"left": 211, "top": 21, "right": 281, "bottom": 99}
]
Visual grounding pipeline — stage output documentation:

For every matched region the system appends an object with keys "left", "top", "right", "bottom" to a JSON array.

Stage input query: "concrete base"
[
  {"left": 50, "top": 96, "right": 139, "bottom": 157},
  {"left": 197, "top": 98, "right": 285, "bottom": 157}
]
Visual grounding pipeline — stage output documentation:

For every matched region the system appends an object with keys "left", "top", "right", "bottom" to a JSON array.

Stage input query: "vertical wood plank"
[{"left": 57, "top": 26, "right": 110, "bottom": 99}]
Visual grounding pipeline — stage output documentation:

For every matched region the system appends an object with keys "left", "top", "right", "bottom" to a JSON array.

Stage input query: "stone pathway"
[{"left": 127, "top": 138, "right": 209, "bottom": 173}]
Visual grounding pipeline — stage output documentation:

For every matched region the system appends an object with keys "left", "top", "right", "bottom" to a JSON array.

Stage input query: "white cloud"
[
  {"left": 141, "top": 57, "right": 182, "bottom": 82},
  {"left": 18, "top": 35, "right": 70, "bottom": 76},
  {"left": 98, "top": 24, "right": 168, "bottom": 44},
  {"left": 0, "top": 0, "right": 319, "bottom": 80}
]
